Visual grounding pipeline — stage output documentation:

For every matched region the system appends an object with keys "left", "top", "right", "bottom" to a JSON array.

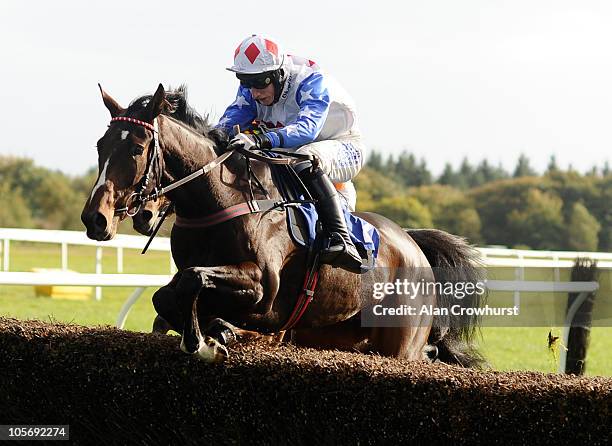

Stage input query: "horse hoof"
[
  {"left": 152, "top": 315, "right": 172, "bottom": 335},
  {"left": 205, "top": 318, "right": 237, "bottom": 346},
  {"left": 195, "top": 336, "right": 229, "bottom": 363},
  {"left": 180, "top": 336, "right": 195, "bottom": 354},
  {"left": 180, "top": 333, "right": 200, "bottom": 355},
  {"left": 422, "top": 344, "right": 439, "bottom": 362}
]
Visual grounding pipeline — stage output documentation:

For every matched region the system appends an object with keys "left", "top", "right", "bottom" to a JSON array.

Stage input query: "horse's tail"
[{"left": 407, "top": 228, "right": 487, "bottom": 368}]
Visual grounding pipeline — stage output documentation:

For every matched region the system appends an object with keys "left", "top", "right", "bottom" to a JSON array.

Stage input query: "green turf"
[
  {"left": 0, "top": 242, "right": 167, "bottom": 331},
  {"left": 474, "top": 326, "right": 612, "bottom": 376},
  {"left": 1, "top": 242, "right": 611, "bottom": 376}
]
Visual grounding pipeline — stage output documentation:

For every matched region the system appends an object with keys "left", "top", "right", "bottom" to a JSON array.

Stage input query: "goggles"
[{"left": 237, "top": 73, "right": 273, "bottom": 90}]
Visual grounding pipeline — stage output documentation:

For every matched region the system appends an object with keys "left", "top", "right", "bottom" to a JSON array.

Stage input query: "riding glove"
[{"left": 229, "top": 133, "right": 272, "bottom": 151}]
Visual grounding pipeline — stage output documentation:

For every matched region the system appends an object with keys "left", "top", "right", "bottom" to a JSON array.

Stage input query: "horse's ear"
[
  {"left": 98, "top": 84, "right": 125, "bottom": 118},
  {"left": 144, "top": 83, "right": 166, "bottom": 122}
]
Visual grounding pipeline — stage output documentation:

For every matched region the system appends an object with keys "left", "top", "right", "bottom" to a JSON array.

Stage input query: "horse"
[{"left": 81, "top": 84, "right": 485, "bottom": 367}]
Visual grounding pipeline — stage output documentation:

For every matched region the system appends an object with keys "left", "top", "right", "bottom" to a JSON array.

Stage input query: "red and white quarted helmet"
[{"left": 227, "top": 35, "right": 285, "bottom": 74}]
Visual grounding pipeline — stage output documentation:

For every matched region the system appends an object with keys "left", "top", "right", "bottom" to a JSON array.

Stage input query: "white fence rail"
[
  {"left": 0, "top": 227, "right": 173, "bottom": 272},
  {"left": 480, "top": 246, "right": 612, "bottom": 273},
  {"left": 3, "top": 229, "right": 610, "bottom": 273},
  {"left": 0, "top": 271, "right": 172, "bottom": 330},
  {"left": 480, "top": 245, "right": 611, "bottom": 309},
  {"left": 0, "top": 228, "right": 175, "bottom": 300}
]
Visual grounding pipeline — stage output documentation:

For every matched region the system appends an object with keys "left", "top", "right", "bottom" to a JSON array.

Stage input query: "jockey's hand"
[{"left": 229, "top": 133, "right": 272, "bottom": 151}]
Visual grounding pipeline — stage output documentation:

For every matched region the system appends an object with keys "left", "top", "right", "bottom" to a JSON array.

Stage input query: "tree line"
[
  {"left": 0, "top": 157, "right": 94, "bottom": 231},
  {"left": 357, "top": 151, "right": 611, "bottom": 251},
  {"left": 0, "top": 153, "right": 610, "bottom": 251}
]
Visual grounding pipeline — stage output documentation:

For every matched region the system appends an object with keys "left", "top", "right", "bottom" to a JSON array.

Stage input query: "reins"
[{"left": 110, "top": 117, "right": 314, "bottom": 225}]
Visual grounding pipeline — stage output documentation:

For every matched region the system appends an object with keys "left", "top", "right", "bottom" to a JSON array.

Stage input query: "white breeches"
[{"left": 295, "top": 136, "right": 366, "bottom": 211}]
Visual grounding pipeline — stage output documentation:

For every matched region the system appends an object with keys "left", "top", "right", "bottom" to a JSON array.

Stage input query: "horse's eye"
[{"left": 131, "top": 145, "right": 145, "bottom": 156}]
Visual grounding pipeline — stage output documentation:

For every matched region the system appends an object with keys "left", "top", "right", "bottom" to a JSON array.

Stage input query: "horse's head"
[
  {"left": 132, "top": 196, "right": 173, "bottom": 235},
  {"left": 81, "top": 84, "right": 168, "bottom": 240}
]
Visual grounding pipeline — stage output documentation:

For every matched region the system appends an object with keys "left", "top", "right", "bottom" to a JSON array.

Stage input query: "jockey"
[{"left": 216, "top": 34, "right": 365, "bottom": 274}]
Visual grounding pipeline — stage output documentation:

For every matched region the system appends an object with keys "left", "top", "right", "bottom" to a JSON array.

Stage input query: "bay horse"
[{"left": 82, "top": 84, "right": 484, "bottom": 367}]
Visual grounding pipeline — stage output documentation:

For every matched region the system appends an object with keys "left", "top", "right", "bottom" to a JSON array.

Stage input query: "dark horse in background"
[{"left": 82, "top": 84, "right": 485, "bottom": 367}]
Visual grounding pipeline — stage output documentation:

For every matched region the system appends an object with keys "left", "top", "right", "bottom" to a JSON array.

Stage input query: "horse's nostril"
[
  {"left": 142, "top": 210, "right": 154, "bottom": 222},
  {"left": 93, "top": 212, "right": 107, "bottom": 231}
]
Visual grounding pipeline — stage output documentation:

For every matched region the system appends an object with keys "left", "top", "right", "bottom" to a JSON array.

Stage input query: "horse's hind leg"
[
  {"left": 367, "top": 271, "right": 435, "bottom": 360},
  {"left": 291, "top": 315, "right": 369, "bottom": 351}
]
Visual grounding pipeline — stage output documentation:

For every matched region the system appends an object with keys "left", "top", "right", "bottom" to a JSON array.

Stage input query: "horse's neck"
[{"left": 158, "top": 116, "right": 277, "bottom": 218}]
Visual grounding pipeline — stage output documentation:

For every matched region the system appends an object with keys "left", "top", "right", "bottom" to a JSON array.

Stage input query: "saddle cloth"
[{"left": 267, "top": 161, "right": 380, "bottom": 262}]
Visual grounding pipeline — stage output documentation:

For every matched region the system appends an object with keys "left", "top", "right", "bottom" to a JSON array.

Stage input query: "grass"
[
  {"left": 475, "top": 326, "right": 612, "bottom": 375},
  {"left": 0, "top": 242, "right": 167, "bottom": 331},
  {"left": 1, "top": 241, "right": 611, "bottom": 376}
]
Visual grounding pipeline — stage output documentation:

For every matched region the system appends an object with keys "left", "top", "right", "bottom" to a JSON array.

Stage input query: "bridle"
[
  {"left": 111, "top": 116, "right": 164, "bottom": 218},
  {"left": 108, "top": 116, "right": 315, "bottom": 221}
]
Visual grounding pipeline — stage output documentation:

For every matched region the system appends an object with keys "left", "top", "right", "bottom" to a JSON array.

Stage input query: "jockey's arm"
[
  {"left": 265, "top": 72, "right": 330, "bottom": 149},
  {"left": 216, "top": 86, "right": 257, "bottom": 133}
]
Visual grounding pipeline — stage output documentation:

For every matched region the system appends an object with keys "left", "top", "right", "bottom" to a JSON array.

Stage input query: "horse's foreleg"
[
  {"left": 152, "top": 274, "right": 182, "bottom": 333},
  {"left": 152, "top": 315, "right": 173, "bottom": 334},
  {"left": 175, "top": 262, "right": 264, "bottom": 362}
]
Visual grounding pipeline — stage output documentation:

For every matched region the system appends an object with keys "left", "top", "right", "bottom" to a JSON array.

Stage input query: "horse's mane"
[{"left": 127, "top": 85, "right": 230, "bottom": 150}]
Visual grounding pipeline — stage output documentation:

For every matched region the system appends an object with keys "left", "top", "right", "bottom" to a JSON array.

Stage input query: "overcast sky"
[{"left": 1, "top": 0, "right": 610, "bottom": 176}]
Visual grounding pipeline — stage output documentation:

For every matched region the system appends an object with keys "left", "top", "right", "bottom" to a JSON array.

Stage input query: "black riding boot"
[{"left": 299, "top": 166, "right": 363, "bottom": 273}]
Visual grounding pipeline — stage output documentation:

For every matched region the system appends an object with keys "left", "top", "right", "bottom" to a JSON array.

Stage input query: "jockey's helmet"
[
  {"left": 227, "top": 35, "right": 286, "bottom": 104},
  {"left": 227, "top": 35, "right": 284, "bottom": 74}
]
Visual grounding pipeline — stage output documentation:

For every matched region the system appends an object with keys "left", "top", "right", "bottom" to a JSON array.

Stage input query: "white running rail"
[
  {"left": 0, "top": 228, "right": 175, "bottom": 300},
  {"left": 0, "top": 271, "right": 172, "bottom": 329}
]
